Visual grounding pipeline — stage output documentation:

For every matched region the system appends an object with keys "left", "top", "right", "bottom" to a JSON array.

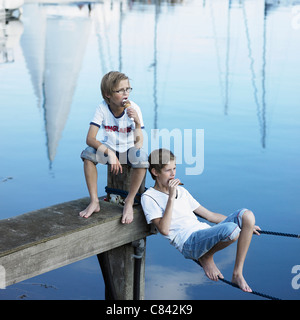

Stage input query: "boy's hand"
[
  {"left": 253, "top": 225, "right": 261, "bottom": 235},
  {"left": 108, "top": 151, "right": 122, "bottom": 175},
  {"left": 168, "top": 179, "right": 181, "bottom": 199},
  {"left": 127, "top": 107, "right": 140, "bottom": 126}
]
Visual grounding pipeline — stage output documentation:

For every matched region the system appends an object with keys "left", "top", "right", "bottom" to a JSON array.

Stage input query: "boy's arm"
[
  {"left": 126, "top": 107, "right": 144, "bottom": 149},
  {"left": 151, "top": 197, "right": 174, "bottom": 236},
  {"left": 86, "top": 125, "right": 101, "bottom": 150},
  {"left": 194, "top": 205, "right": 227, "bottom": 224},
  {"left": 133, "top": 125, "right": 144, "bottom": 149},
  {"left": 151, "top": 179, "right": 180, "bottom": 236},
  {"left": 86, "top": 125, "right": 122, "bottom": 174}
]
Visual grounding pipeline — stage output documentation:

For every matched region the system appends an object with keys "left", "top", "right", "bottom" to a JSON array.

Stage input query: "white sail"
[
  {"left": 44, "top": 8, "right": 91, "bottom": 162},
  {"left": 20, "top": 4, "right": 46, "bottom": 106},
  {"left": 21, "top": 4, "right": 91, "bottom": 163}
]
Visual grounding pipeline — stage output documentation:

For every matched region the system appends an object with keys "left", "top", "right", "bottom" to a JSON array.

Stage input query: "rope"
[
  {"left": 105, "top": 186, "right": 143, "bottom": 204},
  {"left": 193, "top": 260, "right": 281, "bottom": 300},
  {"left": 218, "top": 277, "right": 281, "bottom": 300},
  {"left": 105, "top": 186, "right": 128, "bottom": 197},
  {"left": 259, "top": 229, "right": 300, "bottom": 239}
]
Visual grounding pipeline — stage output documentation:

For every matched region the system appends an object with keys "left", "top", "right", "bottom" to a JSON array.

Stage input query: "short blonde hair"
[
  {"left": 101, "top": 71, "right": 129, "bottom": 104},
  {"left": 148, "top": 148, "right": 175, "bottom": 180}
]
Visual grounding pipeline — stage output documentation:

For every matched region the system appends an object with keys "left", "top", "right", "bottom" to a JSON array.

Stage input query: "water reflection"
[
  {"left": 242, "top": 1, "right": 267, "bottom": 148},
  {"left": 0, "top": 0, "right": 300, "bottom": 300},
  {"left": 146, "top": 245, "right": 236, "bottom": 299},
  {"left": 2, "top": 0, "right": 300, "bottom": 164}
]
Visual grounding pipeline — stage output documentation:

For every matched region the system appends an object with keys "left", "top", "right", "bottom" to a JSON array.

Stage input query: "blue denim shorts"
[
  {"left": 80, "top": 146, "right": 149, "bottom": 169},
  {"left": 181, "top": 208, "right": 248, "bottom": 260}
]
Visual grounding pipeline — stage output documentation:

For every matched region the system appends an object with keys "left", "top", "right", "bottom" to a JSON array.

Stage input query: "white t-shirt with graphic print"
[
  {"left": 141, "top": 186, "right": 211, "bottom": 252},
  {"left": 90, "top": 100, "right": 144, "bottom": 153}
]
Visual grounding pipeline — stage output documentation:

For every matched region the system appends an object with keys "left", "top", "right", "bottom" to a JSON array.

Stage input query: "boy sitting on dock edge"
[{"left": 80, "top": 71, "right": 148, "bottom": 223}]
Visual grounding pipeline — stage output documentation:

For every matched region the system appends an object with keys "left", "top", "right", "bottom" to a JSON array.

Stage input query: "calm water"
[{"left": 0, "top": 0, "right": 300, "bottom": 300}]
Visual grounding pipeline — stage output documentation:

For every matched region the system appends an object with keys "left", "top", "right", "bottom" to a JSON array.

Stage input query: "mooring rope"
[
  {"left": 192, "top": 226, "right": 300, "bottom": 300},
  {"left": 193, "top": 260, "right": 281, "bottom": 300},
  {"left": 217, "top": 277, "right": 281, "bottom": 300},
  {"left": 105, "top": 186, "right": 143, "bottom": 204},
  {"left": 259, "top": 229, "right": 299, "bottom": 238}
]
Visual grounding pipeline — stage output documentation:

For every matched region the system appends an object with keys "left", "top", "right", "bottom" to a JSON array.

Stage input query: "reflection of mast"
[
  {"left": 95, "top": 5, "right": 108, "bottom": 74},
  {"left": 242, "top": 1, "right": 266, "bottom": 148},
  {"left": 153, "top": 1, "right": 159, "bottom": 130},
  {"left": 210, "top": 0, "right": 230, "bottom": 115},
  {"left": 261, "top": 4, "right": 267, "bottom": 149},
  {"left": 119, "top": 1, "right": 123, "bottom": 71},
  {"left": 224, "top": 0, "right": 231, "bottom": 116}
]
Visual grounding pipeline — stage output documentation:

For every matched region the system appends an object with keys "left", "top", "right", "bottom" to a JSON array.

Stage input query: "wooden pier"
[{"left": 0, "top": 196, "right": 153, "bottom": 299}]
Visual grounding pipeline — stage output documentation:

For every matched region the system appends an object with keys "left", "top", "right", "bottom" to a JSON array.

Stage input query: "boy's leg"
[
  {"left": 183, "top": 222, "right": 240, "bottom": 281},
  {"left": 198, "top": 236, "right": 238, "bottom": 281},
  {"left": 231, "top": 210, "right": 255, "bottom": 292},
  {"left": 122, "top": 147, "right": 148, "bottom": 224},
  {"left": 122, "top": 168, "right": 146, "bottom": 224},
  {"left": 79, "top": 159, "right": 100, "bottom": 218}
]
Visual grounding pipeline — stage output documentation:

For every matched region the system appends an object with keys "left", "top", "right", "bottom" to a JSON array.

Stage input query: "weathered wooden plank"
[{"left": 0, "top": 198, "right": 151, "bottom": 287}]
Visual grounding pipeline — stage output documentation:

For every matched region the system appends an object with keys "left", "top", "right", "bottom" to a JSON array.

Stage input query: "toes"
[
  {"left": 121, "top": 216, "right": 133, "bottom": 224},
  {"left": 83, "top": 212, "right": 92, "bottom": 219},
  {"left": 79, "top": 202, "right": 100, "bottom": 218},
  {"left": 232, "top": 275, "right": 252, "bottom": 292},
  {"left": 79, "top": 210, "right": 86, "bottom": 217},
  {"left": 122, "top": 204, "right": 134, "bottom": 224}
]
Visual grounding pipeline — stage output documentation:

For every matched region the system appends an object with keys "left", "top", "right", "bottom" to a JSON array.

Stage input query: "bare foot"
[
  {"left": 198, "top": 255, "right": 224, "bottom": 281},
  {"left": 121, "top": 199, "right": 134, "bottom": 224},
  {"left": 79, "top": 200, "right": 100, "bottom": 218},
  {"left": 232, "top": 273, "right": 252, "bottom": 292}
]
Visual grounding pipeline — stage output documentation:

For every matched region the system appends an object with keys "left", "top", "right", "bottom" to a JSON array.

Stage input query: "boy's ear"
[{"left": 150, "top": 167, "right": 158, "bottom": 178}]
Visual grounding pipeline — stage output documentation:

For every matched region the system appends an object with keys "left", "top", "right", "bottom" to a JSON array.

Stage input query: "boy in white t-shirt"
[
  {"left": 141, "top": 148, "right": 261, "bottom": 292},
  {"left": 80, "top": 71, "right": 148, "bottom": 223}
]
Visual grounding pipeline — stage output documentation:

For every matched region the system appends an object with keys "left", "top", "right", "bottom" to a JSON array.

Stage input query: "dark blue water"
[{"left": 0, "top": 0, "right": 299, "bottom": 300}]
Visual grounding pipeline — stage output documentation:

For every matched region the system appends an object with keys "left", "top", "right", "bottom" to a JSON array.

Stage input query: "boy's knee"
[
  {"left": 84, "top": 158, "right": 97, "bottom": 166},
  {"left": 81, "top": 147, "right": 99, "bottom": 165},
  {"left": 242, "top": 210, "right": 255, "bottom": 226}
]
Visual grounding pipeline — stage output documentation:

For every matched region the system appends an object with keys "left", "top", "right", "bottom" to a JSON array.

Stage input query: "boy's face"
[
  {"left": 106, "top": 79, "right": 131, "bottom": 107},
  {"left": 153, "top": 160, "right": 177, "bottom": 186}
]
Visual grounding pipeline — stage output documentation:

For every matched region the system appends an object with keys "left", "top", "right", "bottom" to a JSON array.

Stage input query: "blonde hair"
[
  {"left": 148, "top": 149, "right": 175, "bottom": 180},
  {"left": 101, "top": 71, "right": 129, "bottom": 104}
]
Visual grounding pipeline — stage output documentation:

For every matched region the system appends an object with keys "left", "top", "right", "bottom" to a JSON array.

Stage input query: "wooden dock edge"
[{"left": 0, "top": 197, "right": 154, "bottom": 298}]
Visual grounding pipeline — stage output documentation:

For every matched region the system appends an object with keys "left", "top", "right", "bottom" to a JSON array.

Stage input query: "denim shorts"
[
  {"left": 181, "top": 208, "right": 248, "bottom": 260},
  {"left": 80, "top": 146, "right": 149, "bottom": 169}
]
